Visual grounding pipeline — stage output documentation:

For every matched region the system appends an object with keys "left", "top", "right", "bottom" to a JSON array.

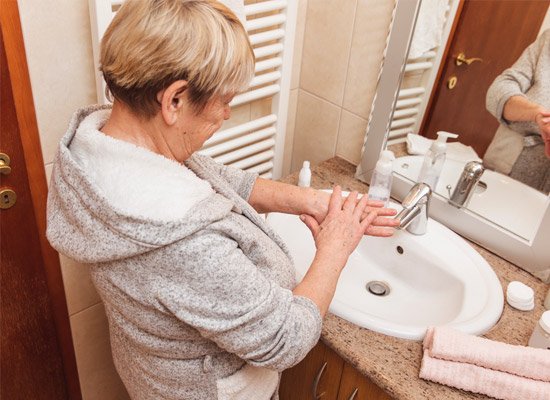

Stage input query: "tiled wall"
[
  {"left": 18, "top": 0, "right": 130, "bottom": 398},
  {"left": 288, "top": 0, "right": 396, "bottom": 171},
  {"left": 17, "top": 0, "right": 395, "bottom": 398}
]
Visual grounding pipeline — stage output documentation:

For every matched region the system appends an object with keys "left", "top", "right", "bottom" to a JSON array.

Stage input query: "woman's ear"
[{"left": 158, "top": 80, "right": 188, "bottom": 126}]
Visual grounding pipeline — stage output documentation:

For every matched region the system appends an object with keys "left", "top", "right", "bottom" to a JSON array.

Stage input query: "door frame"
[{"left": 1, "top": 2, "right": 81, "bottom": 398}]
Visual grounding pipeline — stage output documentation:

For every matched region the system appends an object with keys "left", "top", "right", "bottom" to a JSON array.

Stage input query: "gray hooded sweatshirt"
[{"left": 46, "top": 105, "right": 322, "bottom": 399}]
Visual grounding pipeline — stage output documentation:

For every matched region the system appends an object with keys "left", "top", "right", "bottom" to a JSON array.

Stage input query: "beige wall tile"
[
  {"left": 18, "top": 0, "right": 97, "bottom": 164},
  {"left": 336, "top": 110, "right": 368, "bottom": 165},
  {"left": 300, "top": 0, "right": 357, "bottom": 106},
  {"left": 60, "top": 254, "right": 101, "bottom": 316},
  {"left": 291, "top": 0, "right": 309, "bottom": 90},
  {"left": 71, "top": 303, "right": 130, "bottom": 400},
  {"left": 283, "top": 89, "right": 299, "bottom": 175},
  {"left": 221, "top": 103, "right": 251, "bottom": 131},
  {"left": 342, "top": 0, "right": 396, "bottom": 119},
  {"left": 250, "top": 97, "right": 272, "bottom": 120},
  {"left": 291, "top": 90, "right": 340, "bottom": 172}
]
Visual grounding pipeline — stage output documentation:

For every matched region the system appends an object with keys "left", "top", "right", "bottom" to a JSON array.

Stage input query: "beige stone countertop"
[{"left": 279, "top": 157, "right": 550, "bottom": 400}]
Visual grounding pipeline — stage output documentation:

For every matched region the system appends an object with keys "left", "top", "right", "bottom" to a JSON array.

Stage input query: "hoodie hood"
[{"left": 46, "top": 105, "right": 235, "bottom": 264}]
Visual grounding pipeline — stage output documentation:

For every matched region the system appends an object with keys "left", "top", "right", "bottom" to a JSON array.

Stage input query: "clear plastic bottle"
[
  {"left": 368, "top": 150, "right": 395, "bottom": 207},
  {"left": 528, "top": 310, "right": 550, "bottom": 350},
  {"left": 417, "top": 131, "right": 458, "bottom": 190},
  {"left": 298, "top": 161, "right": 311, "bottom": 188}
]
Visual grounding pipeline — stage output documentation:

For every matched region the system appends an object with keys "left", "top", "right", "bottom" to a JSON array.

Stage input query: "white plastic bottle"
[
  {"left": 298, "top": 161, "right": 311, "bottom": 187},
  {"left": 528, "top": 310, "right": 550, "bottom": 350},
  {"left": 368, "top": 150, "right": 395, "bottom": 207},
  {"left": 417, "top": 131, "right": 458, "bottom": 190}
]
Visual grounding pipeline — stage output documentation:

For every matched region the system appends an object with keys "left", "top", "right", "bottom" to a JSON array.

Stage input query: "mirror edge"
[{"left": 356, "top": 0, "right": 422, "bottom": 183}]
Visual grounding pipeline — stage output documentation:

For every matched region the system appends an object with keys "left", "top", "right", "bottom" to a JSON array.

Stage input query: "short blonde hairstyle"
[{"left": 100, "top": 0, "right": 255, "bottom": 117}]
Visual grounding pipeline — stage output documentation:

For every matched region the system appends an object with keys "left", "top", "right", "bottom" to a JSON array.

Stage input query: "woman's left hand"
[{"left": 307, "top": 189, "right": 399, "bottom": 237}]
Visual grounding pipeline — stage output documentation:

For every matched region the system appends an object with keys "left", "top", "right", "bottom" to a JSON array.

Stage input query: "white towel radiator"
[{"left": 89, "top": 0, "right": 298, "bottom": 180}]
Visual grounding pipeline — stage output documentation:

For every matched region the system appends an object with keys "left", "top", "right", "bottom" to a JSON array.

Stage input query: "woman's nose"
[{"left": 224, "top": 105, "right": 231, "bottom": 120}]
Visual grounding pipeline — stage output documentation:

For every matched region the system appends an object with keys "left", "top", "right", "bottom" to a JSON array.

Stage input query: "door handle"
[
  {"left": 347, "top": 388, "right": 359, "bottom": 400},
  {"left": 0, "top": 153, "right": 11, "bottom": 175},
  {"left": 455, "top": 52, "right": 483, "bottom": 66},
  {"left": 311, "top": 362, "right": 327, "bottom": 399}
]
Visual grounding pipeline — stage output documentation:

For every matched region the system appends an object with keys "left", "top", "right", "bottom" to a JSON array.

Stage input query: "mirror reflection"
[{"left": 385, "top": 0, "right": 550, "bottom": 240}]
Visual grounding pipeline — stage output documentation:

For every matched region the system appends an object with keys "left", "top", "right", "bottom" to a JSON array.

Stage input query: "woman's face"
[{"left": 179, "top": 93, "right": 233, "bottom": 152}]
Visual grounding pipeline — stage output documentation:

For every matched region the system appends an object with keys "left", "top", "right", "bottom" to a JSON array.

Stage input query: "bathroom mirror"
[{"left": 357, "top": 0, "right": 550, "bottom": 281}]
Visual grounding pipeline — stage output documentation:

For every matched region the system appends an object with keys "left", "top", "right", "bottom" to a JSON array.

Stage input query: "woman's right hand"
[
  {"left": 535, "top": 111, "right": 550, "bottom": 158},
  {"left": 300, "top": 186, "right": 377, "bottom": 268}
]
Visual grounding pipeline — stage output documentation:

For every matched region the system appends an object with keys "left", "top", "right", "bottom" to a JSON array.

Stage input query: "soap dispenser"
[
  {"left": 368, "top": 150, "right": 395, "bottom": 207},
  {"left": 417, "top": 131, "right": 458, "bottom": 190}
]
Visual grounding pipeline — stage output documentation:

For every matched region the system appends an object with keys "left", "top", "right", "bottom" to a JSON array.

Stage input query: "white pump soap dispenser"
[
  {"left": 417, "top": 131, "right": 458, "bottom": 190},
  {"left": 368, "top": 150, "right": 395, "bottom": 207}
]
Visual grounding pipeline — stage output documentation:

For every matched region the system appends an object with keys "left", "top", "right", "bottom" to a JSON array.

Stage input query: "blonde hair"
[{"left": 100, "top": 0, "right": 255, "bottom": 117}]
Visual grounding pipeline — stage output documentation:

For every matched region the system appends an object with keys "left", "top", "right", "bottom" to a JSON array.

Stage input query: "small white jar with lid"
[
  {"left": 528, "top": 310, "right": 550, "bottom": 350},
  {"left": 506, "top": 281, "right": 534, "bottom": 311}
]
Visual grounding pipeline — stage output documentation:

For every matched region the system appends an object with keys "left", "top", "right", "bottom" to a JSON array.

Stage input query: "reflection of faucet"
[
  {"left": 449, "top": 161, "right": 485, "bottom": 208},
  {"left": 394, "top": 183, "right": 432, "bottom": 235}
]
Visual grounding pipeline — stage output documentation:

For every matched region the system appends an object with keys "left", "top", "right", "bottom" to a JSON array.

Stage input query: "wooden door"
[
  {"left": 279, "top": 341, "right": 344, "bottom": 400},
  {"left": 421, "top": 0, "right": 549, "bottom": 157},
  {"left": 0, "top": 2, "right": 81, "bottom": 399}
]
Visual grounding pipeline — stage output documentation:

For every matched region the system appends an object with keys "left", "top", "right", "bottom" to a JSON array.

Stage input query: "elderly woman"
[
  {"left": 47, "top": 1, "right": 397, "bottom": 399},
  {"left": 485, "top": 30, "right": 550, "bottom": 194}
]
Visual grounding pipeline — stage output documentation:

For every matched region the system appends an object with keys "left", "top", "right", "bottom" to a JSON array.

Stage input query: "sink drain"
[{"left": 366, "top": 281, "right": 390, "bottom": 297}]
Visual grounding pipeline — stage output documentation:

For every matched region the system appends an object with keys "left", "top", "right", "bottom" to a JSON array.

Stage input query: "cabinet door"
[
  {"left": 279, "top": 341, "right": 344, "bottom": 400},
  {"left": 336, "top": 363, "right": 393, "bottom": 400}
]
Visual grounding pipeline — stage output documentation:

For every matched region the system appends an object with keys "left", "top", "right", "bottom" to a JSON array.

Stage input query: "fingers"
[
  {"left": 365, "top": 199, "right": 385, "bottom": 208},
  {"left": 343, "top": 191, "right": 358, "bottom": 212},
  {"left": 328, "top": 186, "right": 343, "bottom": 214},
  {"left": 365, "top": 226, "right": 396, "bottom": 237},
  {"left": 300, "top": 214, "right": 320, "bottom": 237},
  {"left": 353, "top": 191, "right": 370, "bottom": 219},
  {"left": 365, "top": 207, "right": 398, "bottom": 217},
  {"left": 360, "top": 211, "right": 378, "bottom": 232},
  {"left": 373, "top": 216, "right": 400, "bottom": 227}
]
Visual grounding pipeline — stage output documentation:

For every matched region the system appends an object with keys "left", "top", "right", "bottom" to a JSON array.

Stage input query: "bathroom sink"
[
  {"left": 393, "top": 155, "right": 548, "bottom": 240},
  {"left": 266, "top": 196, "right": 503, "bottom": 340}
]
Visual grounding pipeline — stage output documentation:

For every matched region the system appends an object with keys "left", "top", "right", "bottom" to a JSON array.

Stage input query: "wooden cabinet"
[{"left": 280, "top": 341, "right": 392, "bottom": 400}]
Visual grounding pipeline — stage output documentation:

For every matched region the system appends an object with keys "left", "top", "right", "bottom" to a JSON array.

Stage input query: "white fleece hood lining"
[{"left": 69, "top": 109, "right": 215, "bottom": 222}]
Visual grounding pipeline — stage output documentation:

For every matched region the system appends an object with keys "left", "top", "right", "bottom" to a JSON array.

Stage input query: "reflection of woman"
[
  {"left": 485, "top": 30, "right": 550, "bottom": 194},
  {"left": 46, "top": 1, "right": 397, "bottom": 399}
]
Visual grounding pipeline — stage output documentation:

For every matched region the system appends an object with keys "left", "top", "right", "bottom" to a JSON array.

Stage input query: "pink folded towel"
[{"left": 419, "top": 327, "right": 550, "bottom": 400}]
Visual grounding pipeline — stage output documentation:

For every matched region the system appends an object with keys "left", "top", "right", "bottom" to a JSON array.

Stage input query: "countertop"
[{"left": 279, "top": 157, "right": 550, "bottom": 400}]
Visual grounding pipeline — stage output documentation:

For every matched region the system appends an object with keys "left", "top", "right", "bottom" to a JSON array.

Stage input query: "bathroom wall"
[
  {"left": 17, "top": 0, "right": 393, "bottom": 397},
  {"left": 17, "top": 0, "right": 130, "bottom": 399},
  {"left": 288, "top": 0, "right": 397, "bottom": 172}
]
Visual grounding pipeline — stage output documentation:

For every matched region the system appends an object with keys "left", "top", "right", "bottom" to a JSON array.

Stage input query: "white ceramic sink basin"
[
  {"left": 393, "top": 155, "right": 548, "bottom": 240},
  {"left": 267, "top": 198, "right": 503, "bottom": 340}
]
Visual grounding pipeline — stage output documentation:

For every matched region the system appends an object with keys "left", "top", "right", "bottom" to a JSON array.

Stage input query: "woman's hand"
[
  {"left": 535, "top": 111, "right": 550, "bottom": 158},
  {"left": 300, "top": 186, "right": 377, "bottom": 268},
  {"left": 307, "top": 188, "right": 399, "bottom": 237}
]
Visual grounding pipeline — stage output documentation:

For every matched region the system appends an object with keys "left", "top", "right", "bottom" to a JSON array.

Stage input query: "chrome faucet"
[
  {"left": 449, "top": 161, "right": 485, "bottom": 208},
  {"left": 394, "top": 183, "right": 432, "bottom": 235}
]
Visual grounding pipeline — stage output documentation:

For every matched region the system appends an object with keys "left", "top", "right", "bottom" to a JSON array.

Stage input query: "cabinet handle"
[
  {"left": 347, "top": 388, "right": 359, "bottom": 400},
  {"left": 311, "top": 361, "right": 327, "bottom": 399}
]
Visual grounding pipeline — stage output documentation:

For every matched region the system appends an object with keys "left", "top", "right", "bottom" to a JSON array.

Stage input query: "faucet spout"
[
  {"left": 394, "top": 183, "right": 432, "bottom": 235},
  {"left": 449, "top": 161, "right": 485, "bottom": 208}
]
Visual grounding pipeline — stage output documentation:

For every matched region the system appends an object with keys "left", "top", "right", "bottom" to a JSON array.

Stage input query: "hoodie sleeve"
[
  {"left": 486, "top": 31, "right": 548, "bottom": 134},
  {"left": 155, "top": 229, "right": 322, "bottom": 371},
  {"left": 192, "top": 153, "right": 258, "bottom": 201}
]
